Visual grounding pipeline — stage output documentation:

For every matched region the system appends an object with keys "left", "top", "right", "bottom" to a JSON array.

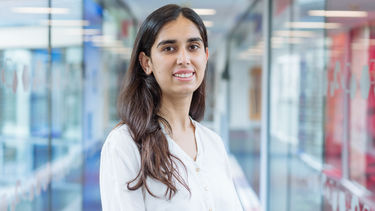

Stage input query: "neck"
[{"left": 159, "top": 94, "right": 193, "bottom": 133}]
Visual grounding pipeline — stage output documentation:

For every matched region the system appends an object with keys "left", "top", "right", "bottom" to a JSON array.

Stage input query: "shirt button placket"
[{"left": 194, "top": 163, "right": 213, "bottom": 211}]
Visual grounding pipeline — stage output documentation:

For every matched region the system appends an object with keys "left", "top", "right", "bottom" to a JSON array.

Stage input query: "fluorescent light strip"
[
  {"left": 82, "top": 29, "right": 101, "bottom": 35},
  {"left": 41, "top": 20, "right": 90, "bottom": 26},
  {"left": 287, "top": 37, "right": 302, "bottom": 44},
  {"left": 193, "top": 9, "right": 216, "bottom": 15},
  {"left": 309, "top": 10, "right": 368, "bottom": 17},
  {"left": 246, "top": 48, "right": 263, "bottom": 53},
  {"left": 285, "top": 22, "right": 341, "bottom": 29},
  {"left": 271, "top": 36, "right": 302, "bottom": 44},
  {"left": 91, "top": 35, "right": 123, "bottom": 47},
  {"left": 12, "top": 7, "right": 69, "bottom": 14},
  {"left": 351, "top": 39, "right": 375, "bottom": 48},
  {"left": 272, "top": 37, "right": 284, "bottom": 44},
  {"left": 63, "top": 28, "right": 101, "bottom": 35},
  {"left": 275, "top": 30, "right": 316, "bottom": 37},
  {"left": 203, "top": 21, "right": 213, "bottom": 27}
]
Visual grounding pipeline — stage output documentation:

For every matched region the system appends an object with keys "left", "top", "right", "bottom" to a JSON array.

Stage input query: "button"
[
  {"left": 196, "top": 167, "right": 200, "bottom": 172},
  {"left": 204, "top": 186, "right": 209, "bottom": 191}
]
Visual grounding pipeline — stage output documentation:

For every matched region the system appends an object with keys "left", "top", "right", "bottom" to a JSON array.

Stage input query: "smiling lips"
[{"left": 173, "top": 70, "right": 195, "bottom": 81}]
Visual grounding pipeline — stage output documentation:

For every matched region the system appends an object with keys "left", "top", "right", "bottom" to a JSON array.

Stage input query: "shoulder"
[
  {"left": 100, "top": 124, "right": 143, "bottom": 200},
  {"left": 195, "top": 121, "right": 221, "bottom": 140},
  {"left": 194, "top": 120, "right": 227, "bottom": 153},
  {"left": 101, "top": 124, "right": 140, "bottom": 161}
]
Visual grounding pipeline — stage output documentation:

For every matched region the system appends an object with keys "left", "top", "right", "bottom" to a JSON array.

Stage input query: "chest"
[
  {"left": 143, "top": 150, "right": 233, "bottom": 211},
  {"left": 172, "top": 131, "right": 197, "bottom": 161}
]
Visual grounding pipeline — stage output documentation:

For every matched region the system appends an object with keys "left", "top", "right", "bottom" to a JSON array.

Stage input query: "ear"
[
  {"left": 205, "top": 47, "right": 209, "bottom": 61},
  {"left": 139, "top": 52, "right": 153, "bottom": 75}
]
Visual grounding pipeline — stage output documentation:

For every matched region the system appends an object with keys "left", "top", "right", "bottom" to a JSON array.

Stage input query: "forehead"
[{"left": 154, "top": 15, "right": 202, "bottom": 43}]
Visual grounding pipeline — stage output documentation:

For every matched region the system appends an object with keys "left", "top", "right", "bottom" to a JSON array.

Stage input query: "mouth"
[
  {"left": 173, "top": 72, "right": 195, "bottom": 78},
  {"left": 173, "top": 70, "right": 195, "bottom": 81}
]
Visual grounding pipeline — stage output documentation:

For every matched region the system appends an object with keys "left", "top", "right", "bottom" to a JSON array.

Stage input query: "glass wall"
[
  {"left": 229, "top": 0, "right": 264, "bottom": 198},
  {"left": 322, "top": 0, "right": 375, "bottom": 209},
  {"left": 0, "top": 0, "right": 135, "bottom": 210},
  {"left": 269, "top": 0, "right": 326, "bottom": 210},
  {"left": 229, "top": 0, "right": 375, "bottom": 210},
  {"left": 266, "top": 0, "right": 375, "bottom": 210}
]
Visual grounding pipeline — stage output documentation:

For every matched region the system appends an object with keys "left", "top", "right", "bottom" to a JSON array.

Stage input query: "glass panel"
[
  {"left": 288, "top": 0, "right": 326, "bottom": 210},
  {"left": 268, "top": 0, "right": 375, "bottom": 209},
  {"left": 48, "top": 0, "right": 84, "bottom": 210},
  {"left": 322, "top": 0, "right": 375, "bottom": 209},
  {"left": 229, "top": 0, "right": 263, "bottom": 198},
  {"left": 0, "top": 0, "right": 51, "bottom": 210},
  {"left": 269, "top": 0, "right": 326, "bottom": 210},
  {"left": 269, "top": 0, "right": 293, "bottom": 210},
  {"left": 81, "top": 0, "right": 135, "bottom": 210}
]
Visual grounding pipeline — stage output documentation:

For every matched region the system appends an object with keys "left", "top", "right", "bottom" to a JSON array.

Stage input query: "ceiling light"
[
  {"left": 82, "top": 29, "right": 101, "bottom": 35},
  {"left": 63, "top": 28, "right": 101, "bottom": 35},
  {"left": 275, "top": 30, "right": 316, "bottom": 37},
  {"left": 287, "top": 37, "right": 302, "bottom": 44},
  {"left": 203, "top": 21, "right": 213, "bottom": 27},
  {"left": 351, "top": 39, "right": 375, "bottom": 46},
  {"left": 285, "top": 22, "right": 341, "bottom": 29},
  {"left": 41, "top": 20, "right": 90, "bottom": 26},
  {"left": 272, "top": 37, "right": 284, "bottom": 44},
  {"left": 193, "top": 9, "right": 216, "bottom": 15},
  {"left": 271, "top": 36, "right": 302, "bottom": 44},
  {"left": 12, "top": 7, "right": 69, "bottom": 14},
  {"left": 309, "top": 10, "right": 368, "bottom": 17},
  {"left": 91, "top": 35, "right": 122, "bottom": 47}
]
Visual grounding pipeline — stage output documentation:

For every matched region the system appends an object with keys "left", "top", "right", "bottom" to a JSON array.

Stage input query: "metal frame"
[{"left": 260, "top": 0, "right": 271, "bottom": 210}]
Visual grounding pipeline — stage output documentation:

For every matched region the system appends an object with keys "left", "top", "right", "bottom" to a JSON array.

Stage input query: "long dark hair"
[{"left": 117, "top": 4, "right": 208, "bottom": 200}]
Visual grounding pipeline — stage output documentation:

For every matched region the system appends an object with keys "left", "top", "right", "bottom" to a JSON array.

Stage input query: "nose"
[{"left": 176, "top": 48, "right": 190, "bottom": 66}]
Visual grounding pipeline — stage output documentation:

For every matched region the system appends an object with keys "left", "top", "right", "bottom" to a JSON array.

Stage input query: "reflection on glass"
[
  {"left": 269, "top": 0, "right": 326, "bottom": 210},
  {"left": 323, "top": 0, "right": 375, "bottom": 210},
  {"left": 229, "top": 0, "right": 264, "bottom": 206}
]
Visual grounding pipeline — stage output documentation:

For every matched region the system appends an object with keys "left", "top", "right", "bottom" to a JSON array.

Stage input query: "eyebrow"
[
  {"left": 187, "top": 37, "right": 203, "bottom": 43},
  {"left": 156, "top": 37, "right": 203, "bottom": 48}
]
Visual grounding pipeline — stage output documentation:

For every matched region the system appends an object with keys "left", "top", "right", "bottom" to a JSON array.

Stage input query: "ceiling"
[
  {"left": 122, "top": 0, "right": 252, "bottom": 54},
  {"left": 0, "top": 0, "right": 252, "bottom": 53}
]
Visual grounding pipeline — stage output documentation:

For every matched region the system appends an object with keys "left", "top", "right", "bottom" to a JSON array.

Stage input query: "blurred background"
[{"left": 0, "top": 0, "right": 375, "bottom": 210}]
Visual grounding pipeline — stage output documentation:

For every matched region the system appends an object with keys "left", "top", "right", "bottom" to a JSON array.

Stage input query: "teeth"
[{"left": 175, "top": 73, "right": 193, "bottom": 78}]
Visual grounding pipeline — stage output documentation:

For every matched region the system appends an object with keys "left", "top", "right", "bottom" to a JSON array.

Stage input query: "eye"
[
  {"left": 189, "top": 44, "right": 200, "bottom": 51},
  {"left": 162, "top": 46, "right": 176, "bottom": 52}
]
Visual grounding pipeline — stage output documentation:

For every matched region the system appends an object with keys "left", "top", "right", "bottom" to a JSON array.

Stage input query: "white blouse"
[{"left": 100, "top": 119, "right": 243, "bottom": 211}]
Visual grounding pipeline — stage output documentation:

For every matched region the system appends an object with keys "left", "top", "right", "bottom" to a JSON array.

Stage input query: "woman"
[{"left": 100, "top": 4, "right": 243, "bottom": 211}]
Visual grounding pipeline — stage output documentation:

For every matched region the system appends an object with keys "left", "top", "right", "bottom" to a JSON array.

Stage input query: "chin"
[
  {"left": 162, "top": 84, "right": 200, "bottom": 97},
  {"left": 174, "top": 87, "right": 197, "bottom": 96}
]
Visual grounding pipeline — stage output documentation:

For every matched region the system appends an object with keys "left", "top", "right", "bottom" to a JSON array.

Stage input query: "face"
[{"left": 140, "top": 14, "right": 209, "bottom": 98}]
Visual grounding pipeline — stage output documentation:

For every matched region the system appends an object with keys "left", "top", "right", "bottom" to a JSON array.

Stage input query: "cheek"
[
  {"left": 151, "top": 62, "right": 168, "bottom": 81},
  {"left": 196, "top": 58, "right": 207, "bottom": 75},
  {"left": 153, "top": 70, "right": 167, "bottom": 85}
]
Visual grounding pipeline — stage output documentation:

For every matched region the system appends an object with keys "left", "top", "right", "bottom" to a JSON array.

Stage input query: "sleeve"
[
  {"left": 215, "top": 133, "right": 244, "bottom": 211},
  {"left": 223, "top": 152, "right": 244, "bottom": 211},
  {"left": 100, "top": 129, "right": 146, "bottom": 211}
]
